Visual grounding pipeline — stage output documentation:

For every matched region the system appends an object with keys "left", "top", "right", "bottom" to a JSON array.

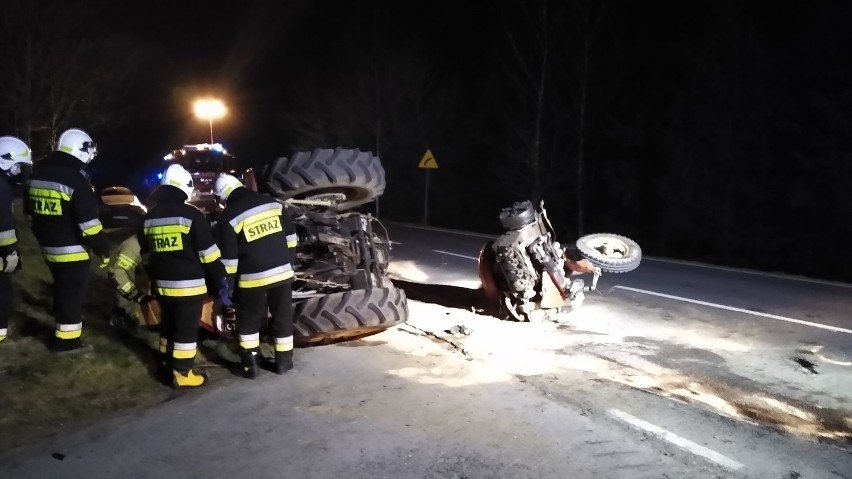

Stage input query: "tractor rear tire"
[
  {"left": 294, "top": 286, "right": 408, "bottom": 345},
  {"left": 264, "top": 148, "right": 385, "bottom": 211}
]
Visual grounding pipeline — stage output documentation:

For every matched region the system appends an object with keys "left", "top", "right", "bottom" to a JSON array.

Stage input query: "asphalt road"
[
  {"left": 384, "top": 222, "right": 852, "bottom": 476},
  {"left": 2, "top": 221, "right": 852, "bottom": 478}
]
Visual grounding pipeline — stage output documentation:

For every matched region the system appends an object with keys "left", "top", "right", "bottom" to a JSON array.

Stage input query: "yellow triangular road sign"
[{"left": 418, "top": 149, "right": 438, "bottom": 169}]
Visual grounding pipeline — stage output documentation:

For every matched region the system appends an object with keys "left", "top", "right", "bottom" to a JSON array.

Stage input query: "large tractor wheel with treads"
[
  {"left": 264, "top": 147, "right": 385, "bottom": 211},
  {"left": 293, "top": 287, "right": 408, "bottom": 345}
]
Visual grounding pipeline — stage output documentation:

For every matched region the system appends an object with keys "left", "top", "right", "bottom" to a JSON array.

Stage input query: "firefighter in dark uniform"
[
  {"left": 27, "top": 128, "right": 110, "bottom": 352},
  {"left": 0, "top": 136, "right": 33, "bottom": 343},
  {"left": 139, "top": 163, "right": 229, "bottom": 389},
  {"left": 212, "top": 173, "right": 298, "bottom": 378}
]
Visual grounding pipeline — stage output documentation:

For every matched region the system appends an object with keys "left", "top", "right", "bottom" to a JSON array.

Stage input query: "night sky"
[{"left": 2, "top": 0, "right": 852, "bottom": 281}]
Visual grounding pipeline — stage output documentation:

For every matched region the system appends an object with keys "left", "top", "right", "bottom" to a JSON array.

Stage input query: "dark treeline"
[{"left": 1, "top": 1, "right": 850, "bottom": 281}]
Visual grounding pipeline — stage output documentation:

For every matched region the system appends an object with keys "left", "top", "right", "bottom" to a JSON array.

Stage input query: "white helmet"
[
  {"left": 161, "top": 164, "right": 194, "bottom": 199},
  {"left": 213, "top": 173, "right": 244, "bottom": 202},
  {"left": 57, "top": 128, "right": 97, "bottom": 164},
  {"left": 0, "top": 136, "right": 33, "bottom": 175}
]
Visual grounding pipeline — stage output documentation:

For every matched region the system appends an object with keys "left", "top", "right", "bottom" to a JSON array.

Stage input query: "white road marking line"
[
  {"left": 389, "top": 220, "right": 852, "bottom": 289},
  {"left": 614, "top": 285, "right": 852, "bottom": 335},
  {"left": 391, "top": 222, "right": 497, "bottom": 239},
  {"left": 433, "top": 249, "right": 479, "bottom": 260},
  {"left": 644, "top": 257, "right": 852, "bottom": 289},
  {"left": 607, "top": 409, "right": 744, "bottom": 471}
]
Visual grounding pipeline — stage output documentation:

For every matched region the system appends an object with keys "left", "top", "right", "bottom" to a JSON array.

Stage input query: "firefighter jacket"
[
  {"left": 214, "top": 187, "right": 297, "bottom": 290},
  {"left": 0, "top": 176, "right": 18, "bottom": 259},
  {"left": 26, "top": 151, "right": 109, "bottom": 262},
  {"left": 137, "top": 185, "right": 226, "bottom": 300},
  {"left": 107, "top": 233, "right": 145, "bottom": 301}
]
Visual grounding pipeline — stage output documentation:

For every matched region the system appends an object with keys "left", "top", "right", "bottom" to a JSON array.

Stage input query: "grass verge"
[{"left": 0, "top": 202, "right": 231, "bottom": 451}]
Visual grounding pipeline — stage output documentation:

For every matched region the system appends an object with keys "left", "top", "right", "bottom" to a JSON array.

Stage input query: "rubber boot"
[
  {"left": 171, "top": 369, "right": 207, "bottom": 389},
  {"left": 51, "top": 337, "right": 88, "bottom": 354},
  {"left": 239, "top": 348, "right": 260, "bottom": 379},
  {"left": 274, "top": 350, "right": 293, "bottom": 375}
]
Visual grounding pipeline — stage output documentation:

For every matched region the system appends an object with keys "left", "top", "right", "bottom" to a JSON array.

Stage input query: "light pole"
[{"left": 193, "top": 99, "right": 227, "bottom": 143}]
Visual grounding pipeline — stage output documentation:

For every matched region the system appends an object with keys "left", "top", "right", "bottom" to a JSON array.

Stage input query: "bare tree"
[
  {"left": 491, "top": 0, "right": 565, "bottom": 202},
  {"left": 0, "top": 0, "right": 139, "bottom": 154},
  {"left": 564, "top": 0, "right": 606, "bottom": 235}
]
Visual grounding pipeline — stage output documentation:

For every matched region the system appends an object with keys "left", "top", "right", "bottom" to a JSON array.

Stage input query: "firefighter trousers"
[
  {"left": 235, "top": 280, "right": 293, "bottom": 351},
  {"left": 47, "top": 260, "right": 91, "bottom": 342},
  {"left": 158, "top": 297, "right": 204, "bottom": 373},
  {"left": 0, "top": 273, "right": 12, "bottom": 339}
]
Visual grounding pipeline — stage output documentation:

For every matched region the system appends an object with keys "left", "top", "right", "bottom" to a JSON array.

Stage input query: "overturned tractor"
[
  {"left": 478, "top": 200, "right": 641, "bottom": 322},
  {"left": 102, "top": 145, "right": 408, "bottom": 345}
]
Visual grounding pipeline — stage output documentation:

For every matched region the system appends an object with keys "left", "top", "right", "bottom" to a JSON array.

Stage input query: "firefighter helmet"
[
  {"left": 212, "top": 173, "right": 243, "bottom": 202},
  {"left": 161, "top": 164, "right": 194, "bottom": 199},
  {"left": 0, "top": 136, "right": 33, "bottom": 175},
  {"left": 56, "top": 128, "right": 97, "bottom": 164}
]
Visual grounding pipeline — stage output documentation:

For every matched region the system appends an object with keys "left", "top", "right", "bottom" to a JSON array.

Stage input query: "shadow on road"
[{"left": 393, "top": 279, "right": 505, "bottom": 319}]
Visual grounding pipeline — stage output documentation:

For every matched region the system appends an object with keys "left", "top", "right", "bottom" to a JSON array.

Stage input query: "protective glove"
[
  {"left": 1, "top": 251, "right": 19, "bottom": 274},
  {"left": 217, "top": 278, "right": 233, "bottom": 308},
  {"left": 122, "top": 287, "right": 153, "bottom": 305}
]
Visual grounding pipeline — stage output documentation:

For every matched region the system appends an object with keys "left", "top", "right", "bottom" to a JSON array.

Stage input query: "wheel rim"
[
  {"left": 288, "top": 186, "right": 375, "bottom": 209},
  {"left": 297, "top": 325, "right": 389, "bottom": 345},
  {"left": 585, "top": 236, "right": 631, "bottom": 259},
  {"left": 502, "top": 295, "right": 529, "bottom": 322}
]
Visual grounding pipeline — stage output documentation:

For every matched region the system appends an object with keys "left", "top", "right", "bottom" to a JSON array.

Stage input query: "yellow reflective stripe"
[
  {"left": 43, "top": 245, "right": 89, "bottom": 262},
  {"left": 82, "top": 224, "right": 103, "bottom": 236},
  {"left": 44, "top": 252, "right": 90, "bottom": 262},
  {"left": 229, "top": 203, "right": 282, "bottom": 233},
  {"left": 116, "top": 254, "right": 138, "bottom": 270},
  {"left": 0, "top": 229, "right": 16, "bottom": 246},
  {"left": 198, "top": 245, "right": 221, "bottom": 263},
  {"left": 144, "top": 225, "right": 190, "bottom": 235},
  {"left": 56, "top": 330, "right": 82, "bottom": 339},
  {"left": 155, "top": 285, "right": 207, "bottom": 297},
  {"left": 28, "top": 187, "right": 71, "bottom": 201},
  {"left": 222, "top": 259, "right": 238, "bottom": 274},
  {"left": 173, "top": 348, "right": 197, "bottom": 359},
  {"left": 200, "top": 251, "right": 221, "bottom": 263},
  {"left": 287, "top": 240, "right": 297, "bottom": 248},
  {"left": 55, "top": 328, "right": 82, "bottom": 339},
  {"left": 144, "top": 216, "right": 193, "bottom": 229},
  {"left": 239, "top": 333, "right": 259, "bottom": 350},
  {"left": 234, "top": 208, "right": 280, "bottom": 234},
  {"left": 173, "top": 342, "right": 196, "bottom": 359},
  {"left": 80, "top": 217, "right": 104, "bottom": 236},
  {"left": 118, "top": 282, "right": 134, "bottom": 293},
  {"left": 274, "top": 336, "right": 294, "bottom": 352},
  {"left": 238, "top": 270, "right": 294, "bottom": 289},
  {"left": 29, "top": 180, "right": 74, "bottom": 195}
]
